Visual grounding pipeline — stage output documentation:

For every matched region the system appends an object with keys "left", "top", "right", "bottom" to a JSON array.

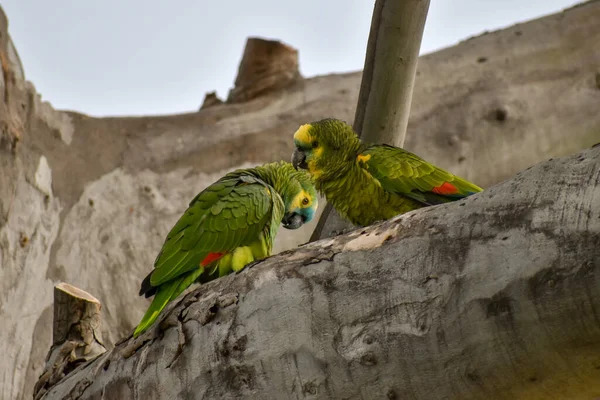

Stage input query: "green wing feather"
[
  {"left": 134, "top": 173, "right": 280, "bottom": 337},
  {"left": 360, "top": 145, "right": 483, "bottom": 205},
  {"left": 149, "top": 176, "right": 274, "bottom": 287}
]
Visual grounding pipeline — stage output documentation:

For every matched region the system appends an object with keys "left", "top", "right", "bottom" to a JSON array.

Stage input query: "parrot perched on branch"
[
  {"left": 134, "top": 161, "right": 318, "bottom": 337},
  {"left": 291, "top": 118, "right": 482, "bottom": 227}
]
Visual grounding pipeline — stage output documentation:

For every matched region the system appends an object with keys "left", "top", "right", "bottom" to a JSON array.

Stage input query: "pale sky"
[{"left": 1, "top": 0, "right": 580, "bottom": 117}]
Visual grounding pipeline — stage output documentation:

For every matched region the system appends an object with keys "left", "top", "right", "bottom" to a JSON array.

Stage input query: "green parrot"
[
  {"left": 291, "top": 118, "right": 482, "bottom": 227},
  {"left": 134, "top": 161, "right": 318, "bottom": 337}
]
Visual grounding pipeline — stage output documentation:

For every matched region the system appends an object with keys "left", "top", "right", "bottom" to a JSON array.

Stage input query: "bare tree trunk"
[
  {"left": 38, "top": 148, "right": 600, "bottom": 400},
  {"left": 311, "top": 0, "right": 431, "bottom": 241},
  {"left": 33, "top": 283, "right": 106, "bottom": 400}
]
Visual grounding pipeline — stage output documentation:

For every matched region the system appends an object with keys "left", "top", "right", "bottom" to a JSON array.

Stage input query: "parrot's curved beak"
[
  {"left": 291, "top": 148, "right": 307, "bottom": 170},
  {"left": 282, "top": 212, "right": 305, "bottom": 230}
]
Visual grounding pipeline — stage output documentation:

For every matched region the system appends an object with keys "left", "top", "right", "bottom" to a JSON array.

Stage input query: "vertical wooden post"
[{"left": 311, "top": 0, "right": 431, "bottom": 241}]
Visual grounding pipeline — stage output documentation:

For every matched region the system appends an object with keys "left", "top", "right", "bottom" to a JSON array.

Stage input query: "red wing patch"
[
  {"left": 432, "top": 181, "right": 459, "bottom": 195},
  {"left": 201, "top": 252, "right": 226, "bottom": 266}
]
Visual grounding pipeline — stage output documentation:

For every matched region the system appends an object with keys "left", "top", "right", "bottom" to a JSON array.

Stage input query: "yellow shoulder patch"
[
  {"left": 293, "top": 124, "right": 312, "bottom": 144},
  {"left": 357, "top": 154, "right": 372, "bottom": 164},
  {"left": 310, "top": 167, "right": 323, "bottom": 180}
]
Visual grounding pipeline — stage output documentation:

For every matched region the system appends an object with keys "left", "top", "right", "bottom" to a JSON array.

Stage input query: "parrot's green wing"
[
  {"left": 147, "top": 174, "right": 278, "bottom": 288},
  {"left": 359, "top": 144, "right": 483, "bottom": 205}
]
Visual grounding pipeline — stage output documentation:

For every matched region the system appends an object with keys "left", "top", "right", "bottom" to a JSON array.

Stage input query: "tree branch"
[{"left": 40, "top": 148, "right": 600, "bottom": 399}]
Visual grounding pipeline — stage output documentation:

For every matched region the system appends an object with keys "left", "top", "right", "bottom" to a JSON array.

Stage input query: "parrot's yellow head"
[
  {"left": 291, "top": 118, "right": 361, "bottom": 181},
  {"left": 277, "top": 162, "right": 319, "bottom": 230}
]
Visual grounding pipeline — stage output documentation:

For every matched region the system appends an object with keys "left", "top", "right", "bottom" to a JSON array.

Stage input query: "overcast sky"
[{"left": 2, "top": 0, "right": 580, "bottom": 117}]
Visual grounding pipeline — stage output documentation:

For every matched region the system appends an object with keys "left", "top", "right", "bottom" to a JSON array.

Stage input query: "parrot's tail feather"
[
  {"left": 144, "top": 287, "right": 157, "bottom": 298},
  {"left": 139, "top": 271, "right": 155, "bottom": 298},
  {"left": 133, "top": 280, "right": 180, "bottom": 337},
  {"left": 134, "top": 268, "right": 206, "bottom": 337}
]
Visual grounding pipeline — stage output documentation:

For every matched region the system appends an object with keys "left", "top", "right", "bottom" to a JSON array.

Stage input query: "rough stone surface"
[
  {"left": 41, "top": 148, "right": 600, "bottom": 400},
  {"left": 1, "top": 2, "right": 600, "bottom": 399},
  {"left": 227, "top": 37, "right": 302, "bottom": 103}
]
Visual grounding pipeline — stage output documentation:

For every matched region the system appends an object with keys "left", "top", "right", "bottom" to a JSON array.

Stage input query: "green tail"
[{"left": 133, "top": 268, "right": 203, "bottom": 337}]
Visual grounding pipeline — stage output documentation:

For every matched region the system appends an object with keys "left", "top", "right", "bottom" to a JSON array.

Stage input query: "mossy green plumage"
[
  {"left": 291, "top": 118, "right": 482, "bottom": 227},
  {"left": 134, "top": 161, "right": 318, "bottom": 337}
]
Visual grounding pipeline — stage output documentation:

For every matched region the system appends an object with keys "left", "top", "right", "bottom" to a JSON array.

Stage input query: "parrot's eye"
[
  {"left": 302, "top": 197, "right": 309, "bottom": 206},
  {"left": 312, "top": 141, "right": 319, "bottom": 149}
]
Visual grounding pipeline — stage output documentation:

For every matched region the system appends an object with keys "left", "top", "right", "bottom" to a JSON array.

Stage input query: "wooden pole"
[{"left": 311, "top": 0, "right": 431, "bottom": 241}]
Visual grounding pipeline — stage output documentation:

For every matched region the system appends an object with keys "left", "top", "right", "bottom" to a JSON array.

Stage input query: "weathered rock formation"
[{"left": 1, "top": 2, "right": 599, "bottom": 399}]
